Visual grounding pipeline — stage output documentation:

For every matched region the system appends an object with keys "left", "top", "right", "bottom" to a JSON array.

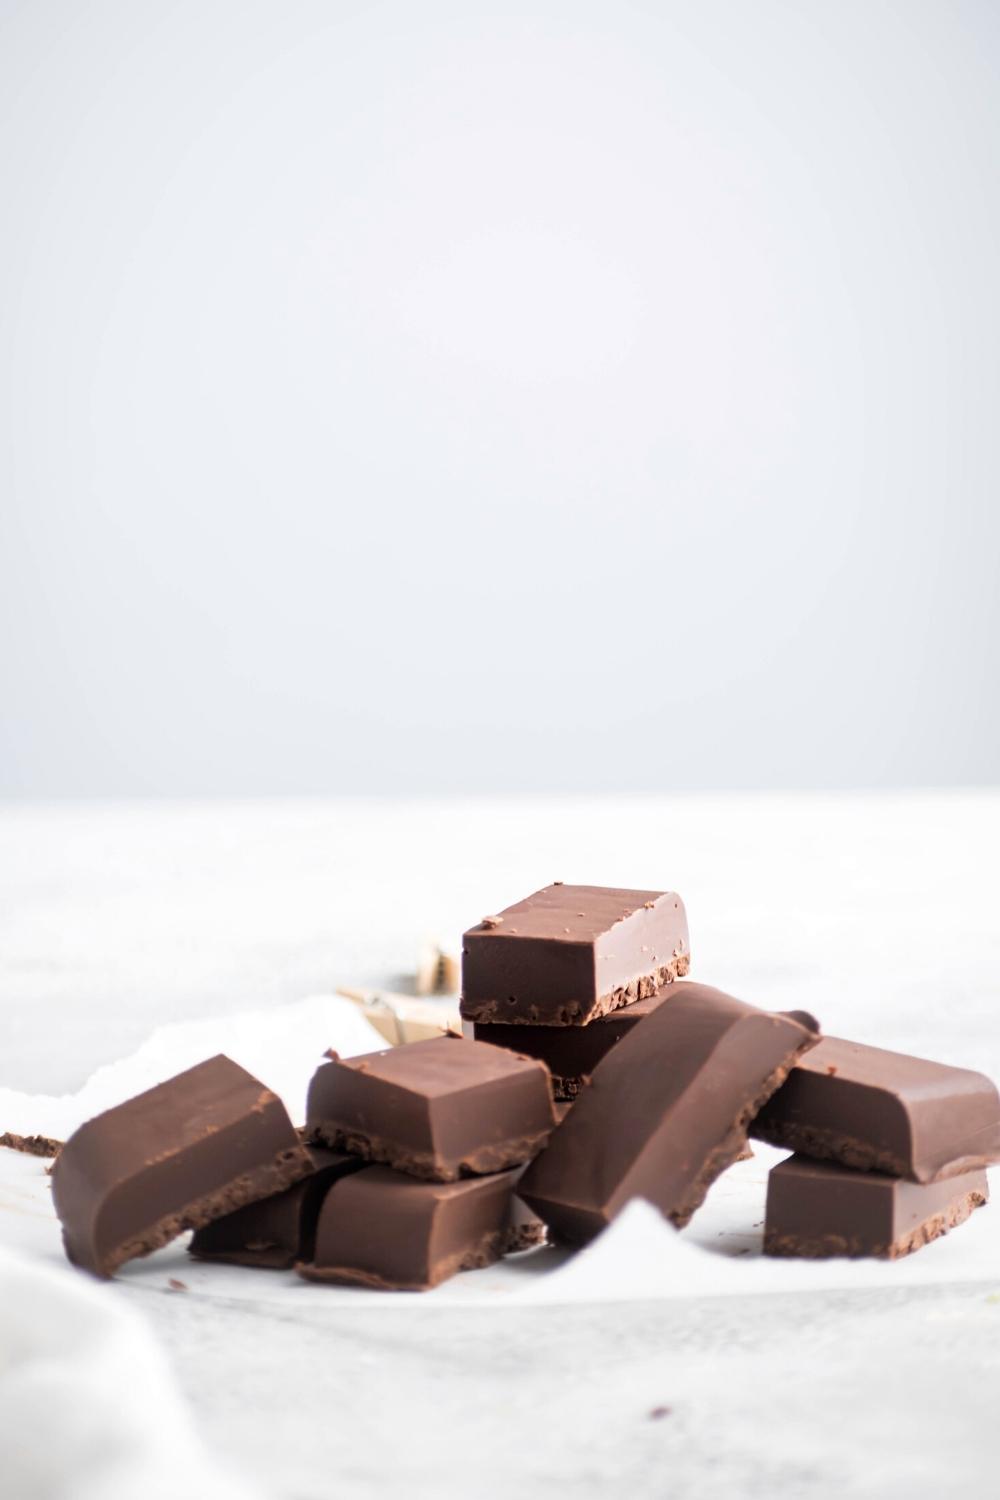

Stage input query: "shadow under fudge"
[
  {"left": 470, "top": 985, "right": 677, "bottom": 1099},
  {"left": 189, "top": 1146, "right": 365, "bottom": 1268}
]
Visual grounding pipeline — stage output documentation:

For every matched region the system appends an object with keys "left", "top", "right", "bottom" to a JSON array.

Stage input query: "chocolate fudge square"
[
  {"left": 753, "top": 1036, "right": 1000, "bottom": 1182},
  {"left": 306, "top": 1035, "right": 557, "bottom": 1182},
  {"left": 764, "top": 1154, "right": 989, "bottom": 1259},
  {"left": 52, "top": 1055, "right": 313, "bottom": 1278},
  {"left": 298, "top": 1164, "right": 543, "bottom": 1291},
  {"left": 460, "top": 883, "right": 690, "bottom": 1026}
]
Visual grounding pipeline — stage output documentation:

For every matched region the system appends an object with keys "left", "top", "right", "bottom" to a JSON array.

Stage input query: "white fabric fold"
[
  {"left": 0, "top": 993, "right": 384, "bottom": 1141},
  {"left": 0, "top": 1245, "right": 259, "bottom": 1500}
]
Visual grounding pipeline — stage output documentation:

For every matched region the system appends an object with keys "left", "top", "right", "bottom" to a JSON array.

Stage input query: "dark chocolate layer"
[
  {"left": 471, "top": 986, "right": 676, "bottom": 1098},
  {"left": 460, "top": 884, "right": 690, "bottom": 1026},
  {"left": 519, "top": 982, "right": 819, "bottom": 1242},
  {"left": 298, "top": 1164, "right": 543, "bottom": 1290},
  {"left": 764, "top": 1154, "right": 989, "bottom": 1259},
  {"left": 189, "top": 1147, "right": 363, "bottom": 1268},
  {"left": 306, "top": 1035, "right": 556, "bottom": 1182},
  {"left": 52, "top": 1055, "right": 312, "bottom": 1277},
  {"left": 753, "top": 1036, "right": 1000, "bottom": 1182}
]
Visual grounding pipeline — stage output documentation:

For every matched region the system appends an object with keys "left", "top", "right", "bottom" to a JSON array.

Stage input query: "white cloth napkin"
[
  {"left": 0, "top": 994, "right": 385, "bottom": 1500},
  {"left": 0, "top": 1245, "right": 259, "bottom": 1500}
]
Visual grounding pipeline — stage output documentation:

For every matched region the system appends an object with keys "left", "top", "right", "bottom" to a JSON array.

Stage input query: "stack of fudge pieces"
[
  {"left": 51, "top": 1045, "right": 556, "bottom": 1288},
  {"left": 49, "top": 884, "right": 1000, "bottom": 1287},
  {"left": 753, "top": 1039, "right": 996, "bottom": 1257}
]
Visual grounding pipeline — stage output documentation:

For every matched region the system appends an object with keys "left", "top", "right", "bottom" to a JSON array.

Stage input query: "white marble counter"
[{"left": 2, "top": 793, "right": 999, "bottom": 1498}]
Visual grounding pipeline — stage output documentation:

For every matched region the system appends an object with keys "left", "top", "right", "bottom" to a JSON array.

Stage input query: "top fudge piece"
[
  {"left": 752, "top": 1036, "right": 1000, "bottom": 1183},
  {"left": 306, "top": 1035, "right": 557, "bottom": 1181},
  {"left": 460, "top": 883, "right": 690, "bottom": 1026},
  {"left": 51, "top": 1055, "right": 312, "bottom": 1278}
]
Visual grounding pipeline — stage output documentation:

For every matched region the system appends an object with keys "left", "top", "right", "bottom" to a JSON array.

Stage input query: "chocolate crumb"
[
  {"left": 552, "top": 880, "right": 564, "bottom": 885},
  {"left": 323, "top": 1048, "right": 340, "bottom": 1062},
  {"left": 167, "top": 1278, "right": 188, "bottom": 1292},
  {"left": 648, "top": 1406, "right": 672, "bottom": 1421},
  {"left": 826, "top": 1065, "right": 838, "bottom": 1076},
  {"left": 1, "top": 1131, "right": 62, "bottom": 1158},
  {"left": 481, "top": 915, "right": 503, "bottom": 928}
]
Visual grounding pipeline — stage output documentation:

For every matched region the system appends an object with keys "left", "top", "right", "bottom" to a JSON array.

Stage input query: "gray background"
[{"left": 1, "top": 0, "right": 997, "bottom": 797}]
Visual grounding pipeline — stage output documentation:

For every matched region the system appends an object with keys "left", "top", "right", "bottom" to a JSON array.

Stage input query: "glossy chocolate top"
[
  {"left": 306, "top": 1036, "right": 556, "bottom": 1181},
  {"left": 753, "top": 1036, "right": 1000, "bottom": 1182},
  {"left": 325, "top": 1034, "right": 548, "bottom": 1096},
  {"left": 466, "top": 884, "right": 671, "bottom": 942},
  {"left": 56, "top": 1055, "right": 280, "bottom": 1184}
]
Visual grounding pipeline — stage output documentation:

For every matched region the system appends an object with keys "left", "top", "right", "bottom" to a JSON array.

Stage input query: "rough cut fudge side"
[
  {"left": 763, "top": 1155, "right": 989, "bottom": 1259},
  {"left": 460, "top": 884, "right": 690, "bottom": 1026}
]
